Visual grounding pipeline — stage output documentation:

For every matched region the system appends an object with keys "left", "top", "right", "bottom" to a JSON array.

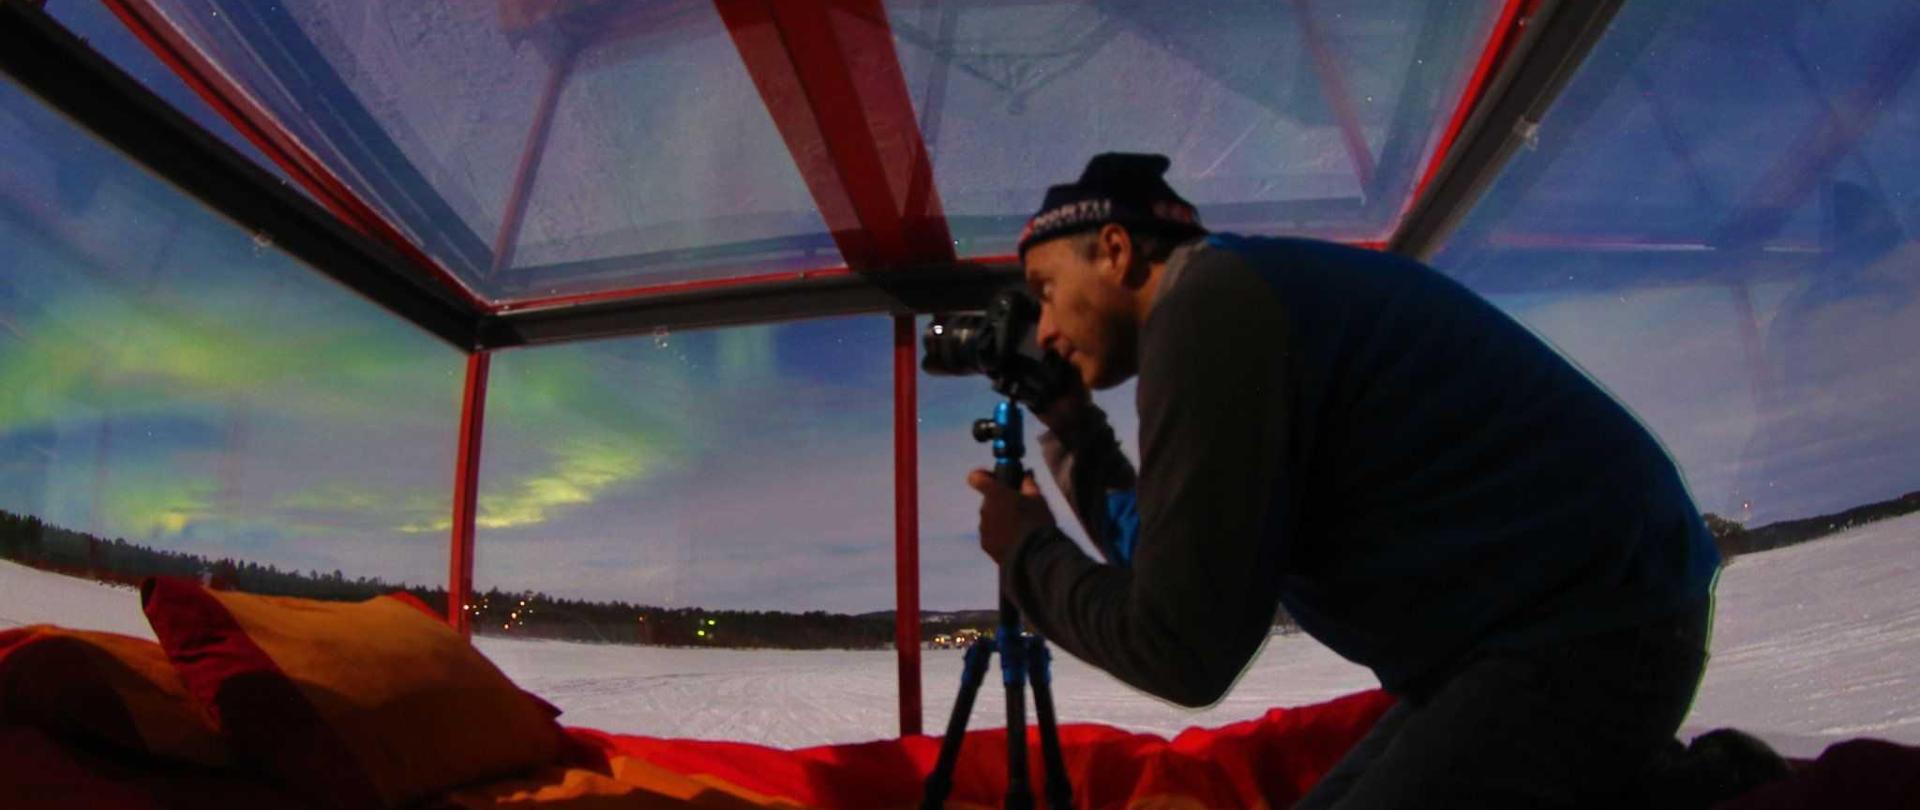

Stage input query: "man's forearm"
[
  {"left": 1001, "top": 527, "right": 1258, "bottom": 708},
  {"left": 1037, "top": 404, "right": 1137, "bottom": 561}
]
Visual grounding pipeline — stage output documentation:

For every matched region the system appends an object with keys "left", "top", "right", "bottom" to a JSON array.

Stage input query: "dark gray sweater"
[{"left": 1001, "top": 234, "right": 1720, "bottom": 705}]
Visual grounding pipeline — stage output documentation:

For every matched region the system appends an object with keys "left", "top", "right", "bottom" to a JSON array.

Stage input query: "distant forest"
[
  {"left": 1701, "top": 490, "right": 1920, "bottom": 558},
  {"left": 4, "top": 490, "right": 1914, "bottom": 650},
  {"left": 0, "top": 508, "right": 989, "bottom": 650}
]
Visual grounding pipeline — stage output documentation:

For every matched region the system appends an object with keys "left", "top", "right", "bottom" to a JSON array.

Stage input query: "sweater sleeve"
[
  {"left": 1037, "top": 406, "right": 1139, "bottom": 565},
  {"left": 1002, "top": 250, "right": 1293, "bottom": 707}
]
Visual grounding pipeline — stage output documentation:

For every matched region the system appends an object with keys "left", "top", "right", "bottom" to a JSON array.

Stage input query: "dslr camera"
[{"left": 922, "top": 288, "right": 1077, "bottom": 410}]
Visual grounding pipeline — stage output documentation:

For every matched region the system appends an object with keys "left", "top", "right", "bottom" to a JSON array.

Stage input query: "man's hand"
[
  {"left": 968, "top": 470, "right": 1056, "bottom": 565},
  {"left": 1031, "top": 368, "right": 1093, "bottom": 435}
]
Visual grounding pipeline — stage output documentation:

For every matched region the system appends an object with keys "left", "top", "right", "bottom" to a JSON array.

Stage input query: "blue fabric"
[{"left": 1102, "top": 490, "right": 1140, "bottom": 567}]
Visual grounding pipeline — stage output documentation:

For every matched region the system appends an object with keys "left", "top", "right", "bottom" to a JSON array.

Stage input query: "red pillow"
[
  {"left": 0, "top": 624, "right": 229, "bottom": 767},
  {"left": 140, "top": 577, "right": 566, "bottom": 808}
]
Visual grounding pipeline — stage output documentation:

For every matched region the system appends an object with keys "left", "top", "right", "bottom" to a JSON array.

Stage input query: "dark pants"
[{"left": 1295, "top": 603, "right": 1711, "bottom": 809}]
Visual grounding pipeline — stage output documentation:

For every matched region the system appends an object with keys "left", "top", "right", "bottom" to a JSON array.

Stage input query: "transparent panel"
[
  {"left": 474, "top": 317, "right": 900, "bottom": 744},
  {"left": 887, "top": 0, "right": 1504, "bottom": 254},
  {"left": 1434, "top": 0, "right": 1920, "bottom": 755},
  {"left": 0, "top": 78, "right": 463, "bottom": 637},
  {"left": 135, "top": 0, "right": 834, "bottom": 302},
  {"left": 915, "top": 322, "right": 1377, "bottom": 735},
  {"left": 43, "top": 0, "right": 302, "bottom": 193}
]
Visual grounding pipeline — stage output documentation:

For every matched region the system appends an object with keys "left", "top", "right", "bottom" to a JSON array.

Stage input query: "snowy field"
[{"left": 5, "top": 512, "right": 1915, "bottom": 758}]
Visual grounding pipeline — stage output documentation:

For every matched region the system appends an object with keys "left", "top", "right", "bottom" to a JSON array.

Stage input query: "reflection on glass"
[
  {"left": 887, "top": 0, "right": 1503, "bottom": 253},
  {"left": 1433, "top": 0, "right": 1920, "bottom": 755},
  {"left": 1435, "top": 0, "right": 1920, "bottom": 527},
  {"left": 0, "top": 79, "right": 461, "bottom": 604}
]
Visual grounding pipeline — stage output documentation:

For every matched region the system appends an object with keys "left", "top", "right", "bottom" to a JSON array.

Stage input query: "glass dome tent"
[{"left": 3, "top": 0, "right": 1916, "bottom": 750}]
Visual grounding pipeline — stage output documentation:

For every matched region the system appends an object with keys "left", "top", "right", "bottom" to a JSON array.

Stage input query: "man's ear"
[{"left": 1094, "top": 223, "right": 1136, "bottom": 287}]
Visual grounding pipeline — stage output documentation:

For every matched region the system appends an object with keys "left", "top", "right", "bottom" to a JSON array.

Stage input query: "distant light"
[
  {"left": 696, "top": 630, "right": 707, "bottom": 637},
  {"left": 707, "top": 619, "right": 717, "bottom": 626}
]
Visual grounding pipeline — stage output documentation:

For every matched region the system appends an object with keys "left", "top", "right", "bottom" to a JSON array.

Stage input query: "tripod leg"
[
  {"left": 1000, "top": 599, "right": 1033, "bottom": 810},
  {"left": 1026, "top": 638, "right": 1073, "bottom": 810},
  {"left": 922, "top": 640, "right": 995, "bottom": 810}
]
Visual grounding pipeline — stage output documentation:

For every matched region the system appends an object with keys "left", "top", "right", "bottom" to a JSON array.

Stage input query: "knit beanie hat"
[{"left": 1016, "top": 153, "right": 1206, "bottom": 257}]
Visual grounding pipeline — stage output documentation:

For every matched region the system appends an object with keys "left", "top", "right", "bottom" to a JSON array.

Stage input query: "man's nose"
[{"left": 1035, "top": 308, "right": 1060, "bottom": 350}]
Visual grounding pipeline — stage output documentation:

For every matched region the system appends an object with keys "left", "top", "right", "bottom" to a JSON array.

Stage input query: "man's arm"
[
  {"left": 1002, "top": 251, "right": 1293, "bottom": 707},
  {"left": 1036, "top": 404, "right": 1139, "bottom": 565}
]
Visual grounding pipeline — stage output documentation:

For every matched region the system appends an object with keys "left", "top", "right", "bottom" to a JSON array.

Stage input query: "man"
[{"left": 968, "top": 153, "right": 1722, "bottom": 808}]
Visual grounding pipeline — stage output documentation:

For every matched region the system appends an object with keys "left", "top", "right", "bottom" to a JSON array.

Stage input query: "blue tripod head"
[{"left": 972, "top": 398, "right": 1025, "bottom": 488}]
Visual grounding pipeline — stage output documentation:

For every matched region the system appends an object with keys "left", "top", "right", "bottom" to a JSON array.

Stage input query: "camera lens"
[{"left": 922, "top": 315, "right": 988, "bottom": 376}]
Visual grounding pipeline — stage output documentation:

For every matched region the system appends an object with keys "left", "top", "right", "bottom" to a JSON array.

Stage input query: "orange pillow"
[
  {"left": 0, "top": 624, "right": 230, "bottom": 768},
  {"left": 140, "top": 577, "right": 566, "bottom": 808}
]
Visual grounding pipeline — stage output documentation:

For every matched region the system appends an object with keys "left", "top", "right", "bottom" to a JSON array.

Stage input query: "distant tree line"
[
  {"left": 0, "top": 508, "right": 966, "bottom": 649},
  {"left": 1701, "top": 489, "right": 1919, "bottom": 559},
  {"left": 0, "top": 508, "right": 449, "bottom": 610},
  {"left": 18, "top": 490, "right": 1905, "bottom": 651}
]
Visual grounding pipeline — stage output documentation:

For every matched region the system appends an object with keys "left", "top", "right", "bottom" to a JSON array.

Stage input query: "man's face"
[{"left": 1023, "top": 232, "right": 1139, "bottom": 390}]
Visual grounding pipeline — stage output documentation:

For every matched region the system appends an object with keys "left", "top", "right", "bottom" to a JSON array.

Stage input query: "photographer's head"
[{"left": 1018, "top": 154, "right": 1205, "bottom": 389}]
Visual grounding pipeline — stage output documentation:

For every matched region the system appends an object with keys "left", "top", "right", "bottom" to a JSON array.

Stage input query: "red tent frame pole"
[
  {"left": 448, "top": 352, "right": 491, "bottom": 635},
  {"left": 715, "top": 0, "right": 954, "bottom": 270},
  {"left": 892, "top": 315, "right": 924, "bottom": 736},
  {"left": 1407, "top": 0, "right": 1534, "bottom": 206}
]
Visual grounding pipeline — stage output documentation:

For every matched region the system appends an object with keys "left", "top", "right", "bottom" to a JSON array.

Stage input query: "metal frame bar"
[
  {"left": 1432, "top": 2, "right": 1682, "bottom": 257},
  {"left": 448, "top": 352, "right": 492, "bottom": 635},
  {"left": 480, "top": 262, "right": 1020, "bottom": 347},
  {"left": 99, "top": 0, "right": 489, "bottom": 311},
  {"left": 1390, "top": 0, "right": 1626, "bottom": 261},
  {"left": 892, "top": 315, "right": 924, "bottom": 736},
  {"left": 0, "top": 2, "right": 480, "bottom": 350},
  {"left": 1404, "top": 0, "right": 1533, "bottom": 211},
  {"left": 496, "top": 194, "right": 1369, "bottom": 302},
  {"left": 488, "top": 48, "right": 579, "bottom": 277}
]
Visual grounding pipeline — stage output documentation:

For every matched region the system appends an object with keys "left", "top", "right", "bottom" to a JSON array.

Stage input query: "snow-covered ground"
[{"left": 6, "top": 512, "right": 1915, "bottom": 758}]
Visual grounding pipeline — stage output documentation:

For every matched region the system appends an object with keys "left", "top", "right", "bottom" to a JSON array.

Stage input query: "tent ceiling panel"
[
  {"left": 885, "top": 0, "right": 1506, "bottom": 253},
  {"left": 119, "top": 0, "right": 837, "bottom": 306},
  {"left": 85, "top": 0, "right": 1509, "bottom": 312},
  {"left": 1444, "top": 0, "right": 1920, "bottom": 268}
]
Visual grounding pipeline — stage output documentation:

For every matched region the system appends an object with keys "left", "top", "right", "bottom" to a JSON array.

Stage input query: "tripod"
[{"left": 922, "top": 400, "right": 1072, "bottom": 810}]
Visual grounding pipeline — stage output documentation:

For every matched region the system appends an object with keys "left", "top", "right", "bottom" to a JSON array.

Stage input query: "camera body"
[{"left": 922, "top": 288, "right": 1076, "bottom": 409}]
